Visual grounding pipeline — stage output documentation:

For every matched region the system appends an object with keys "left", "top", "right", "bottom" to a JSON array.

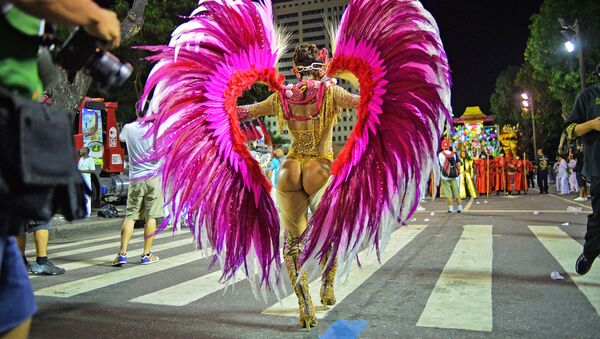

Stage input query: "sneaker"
[
  {"left": 31, "top": 260, "right": 65, "bottom": 275},
  {"left": 575, "top": 253, "right": 595, "bottom": 275},
  {"left": 448, "top": 206, "right": 455, "bottom": 214},
  {"left": 456, "top": 205, "right": 463, "bottom": 213},
  {"left": 416, "top": 205, "right": 426, "bottom": 211},
  {"left": 140, "top": 253, "right": 160, "bottom": 265},
  {"left": 112, "top": 253, "right": 127, "bottom": 267},
  {"left": 574, "top": 197, "right": 587, "bottom": 202}
]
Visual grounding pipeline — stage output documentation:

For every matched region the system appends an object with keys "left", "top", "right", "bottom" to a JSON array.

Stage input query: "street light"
[
  {"left": 559, "top": 18, "right": 586, "bottom": 91},
  {"left": 521, "top": 92, "right": 537, "bottom": 160},
  {"left": 564, "top": 40, "right": 575, "bottom": 53}
]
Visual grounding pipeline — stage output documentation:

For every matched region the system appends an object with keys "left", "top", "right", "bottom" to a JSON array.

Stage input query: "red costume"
[
  {"left": 494, "top": 156, "right": 507, "bottom": 192},
  {"left": 475, "top": 158, "right": 492, "bottom": 194}
]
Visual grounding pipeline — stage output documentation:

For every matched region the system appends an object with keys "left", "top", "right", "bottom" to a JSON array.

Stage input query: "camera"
[{"left": 53, "top": 28, "right": 133, "bottom": 93}]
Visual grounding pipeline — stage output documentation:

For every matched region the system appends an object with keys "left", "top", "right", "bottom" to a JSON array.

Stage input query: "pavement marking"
[
  {"left": 415, "top": 210, "right": 591, "bottom": 214},
  {"left": 130, "top": 250, "right": 284, "bottom": 306},
  {"left": 30, "top": 236, "right": 194, "bottom": 280},
  {"left": 529, "top": 226, "right": 600, "bottom": 316},
  {"left": 39, "top": 231, "right": 172, "bottom": 261},
  {"left": 548, "top": 194, "right": 592, "bottom": 209},
  {"left": 24, "top": 230, "right": 144, "bottom": 256},
  {"left": 35, "top": 245, "right": 207, "bottom": 297},
  {"left": 319, "top": 320, "right": 367, "bottom": 339},
  {"left": 464, "top": 198, "right": 474, "bottom": 211},
  {"left": 416, "top": 224, "right": 493, "bottom": 332},
  {"left": 262, "top": 224, "right": 427, "bottom": 319}
]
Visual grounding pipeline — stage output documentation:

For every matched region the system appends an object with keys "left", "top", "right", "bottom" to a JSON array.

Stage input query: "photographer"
[
  {"left": 0, "top": 1, "right": 120, "bottom": 338},
  {"left": 566, "top": 63, "right": 600, "bottom": 276}
]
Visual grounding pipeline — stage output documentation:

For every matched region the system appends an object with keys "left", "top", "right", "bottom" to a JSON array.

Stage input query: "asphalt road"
[{"left": 26, "top": 189, "right": 600, "bottom": 338}]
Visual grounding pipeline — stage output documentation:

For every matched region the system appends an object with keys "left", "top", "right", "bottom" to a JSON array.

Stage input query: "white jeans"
[{"left": 85, "top": 194, "right": 91, "bottom": 217}]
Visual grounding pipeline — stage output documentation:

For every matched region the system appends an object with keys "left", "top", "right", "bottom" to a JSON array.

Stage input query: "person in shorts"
[
  {"left": 112, "top": 111, "right": 163, "bottom": 266},
  {"left": 17, "top": 220, "right": 65, "bottom": 275},
  {"left": 439, "top": 140, "right": 462, "bottom": 214}
]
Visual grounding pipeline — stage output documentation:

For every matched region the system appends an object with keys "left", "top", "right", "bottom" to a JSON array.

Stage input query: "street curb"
[{"left": 50, "top": 217, "right": 123, "bottom": 240}]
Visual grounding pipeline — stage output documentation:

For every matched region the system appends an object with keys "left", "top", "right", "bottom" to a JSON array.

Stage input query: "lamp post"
[
  {"left": 559, "top": 18, "right": 586, "bottom": 91},
  {"left": 521, "top": 93, "right": 537, "bottom": 160}
]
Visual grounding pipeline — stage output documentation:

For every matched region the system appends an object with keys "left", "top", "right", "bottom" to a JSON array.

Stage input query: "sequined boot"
[
  {"left": 320, "top": 250, "right": 337, "bottom": 306},
  {"left": 284, "top": 234, "right": 317, "bottom": 330}
]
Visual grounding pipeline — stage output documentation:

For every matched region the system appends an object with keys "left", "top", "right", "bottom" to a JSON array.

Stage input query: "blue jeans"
[{"left": 0, "top": 222, "right": 37, "bottom": 333}]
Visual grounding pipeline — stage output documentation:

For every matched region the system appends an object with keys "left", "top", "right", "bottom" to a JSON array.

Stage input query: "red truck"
[{"left": 73, "top": 97, "right": 129, "bottom": 206}]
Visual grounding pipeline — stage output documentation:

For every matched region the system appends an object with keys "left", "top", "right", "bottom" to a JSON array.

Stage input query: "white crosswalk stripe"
[
  {"left": 35, "top": 246, "right": 208, "bottom": 298},
  {"left": 417, "top": 225, "right": 493, "bottom": 332},
  {"left": 529, "top": 226, "right": 600, "bottom": 316},
  {"left": 262, "top": 224, "right": 427, "bottom": 319},
  {"left": 25, "top": 230, "right": 143, "bottom": 256},
  {"left": 30, "top": 236, "right": 194, "bottom": 279},
  {"left": 31, "top": 221, "right": 600, "bottom": 335}
]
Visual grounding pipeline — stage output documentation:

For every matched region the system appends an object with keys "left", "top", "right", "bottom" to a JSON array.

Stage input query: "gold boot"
[
  {"left": 284, "top": 234, "right": 317, "bottom": 330},
  {"left": 320, "top": 250, "right": 337, "bottom": 306}
]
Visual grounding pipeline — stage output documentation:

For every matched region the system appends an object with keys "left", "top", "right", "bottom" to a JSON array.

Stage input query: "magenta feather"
[
  {"left": 139, "top": 0, "right": 284, "bottom": 290},
  {"left": 302, "top": 0, "right": 452, "bottom": 275}
]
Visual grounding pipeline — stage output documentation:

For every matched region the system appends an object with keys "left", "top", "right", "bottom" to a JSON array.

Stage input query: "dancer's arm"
[
  {"left": 238, "top": 93, "right": 278, "bottom": 119},
  {"left": 331, "top": 85, "right": 360, "bottom": 109}
]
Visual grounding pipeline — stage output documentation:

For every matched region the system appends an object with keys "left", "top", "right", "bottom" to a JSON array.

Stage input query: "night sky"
[{"left": 419, "top": 0, "right": 544, "bottom": 117}]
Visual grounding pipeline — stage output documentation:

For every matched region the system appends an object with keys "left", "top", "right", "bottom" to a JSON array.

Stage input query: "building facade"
[{"left": 265, "top": 0, "right": 355, "bottom": 146}]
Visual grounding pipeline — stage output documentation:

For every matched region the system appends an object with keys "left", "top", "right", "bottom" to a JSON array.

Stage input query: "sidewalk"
[{"left": 49, "top": 205, "right": 128, "bottom": 240}]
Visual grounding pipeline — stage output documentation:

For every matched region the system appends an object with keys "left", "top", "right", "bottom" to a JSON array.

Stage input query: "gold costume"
[
  {"left": 459, "top": 157, "right": 478, "bottom": 198},
  {"left": 242, "top": 83, "right": 359, "bottom": 329},
  {"left": 243, "top": 85, "right": 359, "bottom": 166}
]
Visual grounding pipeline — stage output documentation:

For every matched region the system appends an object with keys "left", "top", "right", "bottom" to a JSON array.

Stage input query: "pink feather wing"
[
  {"left": 139, "top": 0, "right": 286, "bottom": 291},
  {"left": 302, "top": 0, "right": 452, "bottom": 273}
]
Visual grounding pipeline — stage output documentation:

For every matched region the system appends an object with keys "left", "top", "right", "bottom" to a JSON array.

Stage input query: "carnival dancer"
[
  {"left": 475, "top": 153, "right": 491, "bottom": 195},
  {"left": 459, "top": 150, "right": 478, "bottom": 198},
  {"left": 138, "top": 0, "right": 450, "bottom": 330},
  {"left": 513, "top": 156, "right": 526, "bottom": 194},
  {"left": 495, "top": 152, "right": 507, "bottom": 194}
]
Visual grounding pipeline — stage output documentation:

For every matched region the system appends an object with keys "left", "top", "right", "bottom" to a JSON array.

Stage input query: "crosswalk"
[{"left": 29, "top": 223, "right": 600, "bottom": 332}]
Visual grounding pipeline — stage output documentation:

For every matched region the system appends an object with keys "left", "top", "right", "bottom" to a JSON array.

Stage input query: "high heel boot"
[
  {"left": 320, "top": 250, "right": 337, "bottom": 306},
  {"left": 284, "top": 234, "right": 317, "bottom": 330}
]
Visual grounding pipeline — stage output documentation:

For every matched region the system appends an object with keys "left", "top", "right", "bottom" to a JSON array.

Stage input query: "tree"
[
  {"left": 49, "top": 0, "right": 149, "bottom": 116},
  {"left": 489, "top": 63, "right": 564, "bottom": 160},
  {"left": 490, "top": 66, "right": 522, "bottom": 126},
  {"left": 525, "top": 0, "right": 600, "bottom": 117},
  {"left": 92, "top": 0, "right": 198, "bottom": 122},
  {"left": 515, "top": 64, "right": 563, "bottom": 159}
]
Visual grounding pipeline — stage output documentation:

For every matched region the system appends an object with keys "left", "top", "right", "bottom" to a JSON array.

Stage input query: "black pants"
[
  {"left": 527, "top": 173, "right": 535, "bottom": 188},
  {"left": 583, "top": 177, "right": 600, "bottom": 258},
  {"left": 537, "top": 170, "right": 548, "bottom": 194}
]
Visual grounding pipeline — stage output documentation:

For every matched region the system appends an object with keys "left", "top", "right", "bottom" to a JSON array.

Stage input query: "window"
[
  {"left": 276, "top": 13, "right": 298, "bottom": 20},
  {"left": 303, "top": 18, "right": 323, "bottom": 25},
  {"left": 303, "top": 9, "right": 323, "bottom": 16},
  {"left": 303, "top": 27, "right": 322, "bottom": 33},
  {"left": 304, "top": 36, "right": 324, "bottom": 42}
]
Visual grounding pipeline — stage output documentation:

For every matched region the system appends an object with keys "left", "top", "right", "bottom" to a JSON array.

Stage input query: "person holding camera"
[
  {"left": 0, "top": 1, "right": 121, "bottom": 338},
  {"left": 565, "top": 63, "right": 600, "bottom": 275}
]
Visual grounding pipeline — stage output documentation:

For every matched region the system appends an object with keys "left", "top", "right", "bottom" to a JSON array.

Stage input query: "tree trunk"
[{"left": 49, "top": 0, "right": 148, "bottom": 114}]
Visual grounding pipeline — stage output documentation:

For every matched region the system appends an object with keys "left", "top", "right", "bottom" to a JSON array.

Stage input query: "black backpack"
[
  {"left": 97, "top": 204, "right": 119, "bottom": 218},
  {"left": 442, "top": 152, "right": 459, "bottom": 178}
]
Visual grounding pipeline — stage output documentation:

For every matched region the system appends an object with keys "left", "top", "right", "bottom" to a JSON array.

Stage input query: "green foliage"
[
  {"left": 238, "top": 83, "right": 273, "bottom": 105},
  {"left": 525, "top": 0, "right": 600, "bottom": 111},
  {"left": 489, "top": 66, "right": 522, "bottom": 126},
  {"left": 515, "top": 64, "right": 563, "bottom": 159},
  {"left": 90, "top": 0, "right": 198, "bottom": 122}
]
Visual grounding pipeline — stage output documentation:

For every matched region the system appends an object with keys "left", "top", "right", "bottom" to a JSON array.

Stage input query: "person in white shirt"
[
  {"left": 112, "top": 112, "right": 163, "bottom": 267},
  {"left": 439, "top": 140, "right": 462, "bottom": 214},
  {"left": 77, "top": 147, "right": 95, "bottom": 217}
]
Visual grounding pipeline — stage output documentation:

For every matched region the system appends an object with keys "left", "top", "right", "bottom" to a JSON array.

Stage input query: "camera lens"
[{"left": 88, "top": 50, "right": 133, "bottom": 92}]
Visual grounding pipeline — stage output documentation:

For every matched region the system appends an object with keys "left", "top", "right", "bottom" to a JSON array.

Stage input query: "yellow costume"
[
  {"left": 459, "top": 156, "right": 478, "bottom": 198},
  {"left": 242, "top": 81, "right": 359, "bottom": 329}
]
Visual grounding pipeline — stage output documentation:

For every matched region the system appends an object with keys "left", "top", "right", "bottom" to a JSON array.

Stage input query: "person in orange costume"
[{"left": 494, "top": 152, "right": 507, "bottom": 194}]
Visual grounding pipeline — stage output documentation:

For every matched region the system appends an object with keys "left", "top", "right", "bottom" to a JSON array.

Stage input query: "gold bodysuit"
[{"left": 243, "top": 83, "right": 359, "bottom": 166}]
